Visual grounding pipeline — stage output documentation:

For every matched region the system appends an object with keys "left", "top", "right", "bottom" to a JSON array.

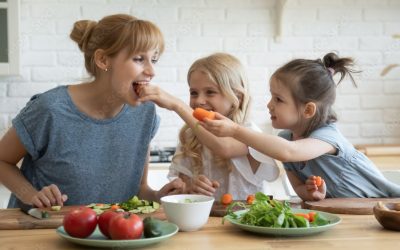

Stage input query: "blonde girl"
[{"left": 138, "top": 53, "right": 279, "bottom": 200}]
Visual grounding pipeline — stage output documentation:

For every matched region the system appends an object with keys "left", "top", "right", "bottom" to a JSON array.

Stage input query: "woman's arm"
[
  {"left": 0, "top": 128, "right": 40, "bottom": 204},
  {"left": 0, "top": 128, "right": 68, "bottom": 207}
]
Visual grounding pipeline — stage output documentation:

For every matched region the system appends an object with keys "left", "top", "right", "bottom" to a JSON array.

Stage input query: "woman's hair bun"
[{"left": 70, "top": 20, "right": 97, "bottom": 52}]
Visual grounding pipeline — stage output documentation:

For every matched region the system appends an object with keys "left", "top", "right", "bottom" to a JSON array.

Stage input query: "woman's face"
[
  {"left": 267, "top": 78, "right": 301, "bottom": 131},
  {"left": 189, "top": 70, "right": 233, "bottom": 116},
  {"left": 107, "top": 47, "right": 159, "bottom": 106}
]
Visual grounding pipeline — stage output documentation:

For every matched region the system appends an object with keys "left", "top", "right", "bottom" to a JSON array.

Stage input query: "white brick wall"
[{"left": 0, "top": 0, "right": 399, "bottom": 148}]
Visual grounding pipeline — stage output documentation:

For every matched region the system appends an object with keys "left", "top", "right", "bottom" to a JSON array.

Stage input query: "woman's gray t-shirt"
[
  {"left": 8, "top": 85, "right": 160, "bottom": 208},
  {"left": 279, "top": 124, "right": 400, "bottom": 198}
]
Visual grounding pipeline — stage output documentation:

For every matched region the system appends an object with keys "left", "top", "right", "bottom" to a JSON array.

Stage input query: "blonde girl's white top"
[{"left": 168, "top": 123, "right": 280, "bottom": 200}]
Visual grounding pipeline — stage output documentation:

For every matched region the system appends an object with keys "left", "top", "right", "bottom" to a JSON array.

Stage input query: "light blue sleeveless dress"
[{"left": 279, "top": 123, "right": 400, "bottom": 198}]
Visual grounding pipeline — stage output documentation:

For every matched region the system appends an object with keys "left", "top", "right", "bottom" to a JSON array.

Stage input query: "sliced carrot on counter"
[
  {"left": 246, "top": 194, "right": 255, "bottom": 205},
  {"left": 193, "top": 108, "right": 215, "bottom": 121},
  {"left": 221, "top": 193, "right": 233, "bottom": 205}
]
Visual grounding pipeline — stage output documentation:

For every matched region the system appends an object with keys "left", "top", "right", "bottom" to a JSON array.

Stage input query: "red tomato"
[
  {"left": 98, "top": 210, "right": 121, "bottom": 238},
  {"left": 63, "top": 207, "right": 97, "bottom": 238},
  {"left": 109, "top": 213, "right": 144, "bottom": 240}
]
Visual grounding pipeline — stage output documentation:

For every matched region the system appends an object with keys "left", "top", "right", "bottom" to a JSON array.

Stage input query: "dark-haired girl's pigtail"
[{"left": 322, "top": 52, "right": 359, "bottom": 87}]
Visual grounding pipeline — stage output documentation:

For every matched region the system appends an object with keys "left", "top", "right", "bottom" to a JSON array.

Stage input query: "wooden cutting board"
[
  {"left": 0, "top": 206, "right": 166, "bottom": 230},
  {"left": 303, "top": 198, "right": 400, "bottom": 215},
  {"left": 210, "top": 202, "right": 232, "bottom": 217}
]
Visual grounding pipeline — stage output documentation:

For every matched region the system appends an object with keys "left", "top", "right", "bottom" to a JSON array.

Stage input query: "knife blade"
[{"left": 18, "top": 201, "right": 50, "bottom": 219}]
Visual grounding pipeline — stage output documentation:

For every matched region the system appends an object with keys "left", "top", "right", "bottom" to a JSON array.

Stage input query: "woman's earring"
[{"left": 104, "top": 68, "right": 108, "bottom": 72}]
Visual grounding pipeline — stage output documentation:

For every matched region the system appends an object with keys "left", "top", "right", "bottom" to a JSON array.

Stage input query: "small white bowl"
[{"left": 161, "top": 194, "right": 214, "bottom": 232}]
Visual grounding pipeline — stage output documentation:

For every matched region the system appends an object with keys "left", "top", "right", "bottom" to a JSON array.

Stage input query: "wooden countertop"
[{"left": 0, "top": 214, "right": 399, "bottom": 250}]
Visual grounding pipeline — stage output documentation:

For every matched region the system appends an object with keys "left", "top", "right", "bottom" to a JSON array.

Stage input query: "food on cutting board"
[
  {"left": 86, "top": 196, "right": 160, "bottom": 215},
  {"left": 225, "top": 192, "right": 330, "bottom": 228}
]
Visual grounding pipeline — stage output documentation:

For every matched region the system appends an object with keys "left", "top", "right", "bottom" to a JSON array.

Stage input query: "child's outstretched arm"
[
  {"left": 137, "top": 85, "right": 248, "bottom": 159},
  {"left": 201, "top": 113, "right": 336, "bottom": 162},
  {"left": 0, "top": 128, "right": 68, "bottom": 208},
  {"left": 286, "top": 172, "right": 326, "bottom": 201}
]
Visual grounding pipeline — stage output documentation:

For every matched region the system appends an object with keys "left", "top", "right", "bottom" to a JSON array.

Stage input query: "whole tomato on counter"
[
  {"left": 109, "top": 213, "right": 144, "bottom": 240},
  {"left": 63, "top": 207, "right": 97, "bottom": 238},
  {"left": 98, "top": 210, "right": 122, "bottom": 238}
]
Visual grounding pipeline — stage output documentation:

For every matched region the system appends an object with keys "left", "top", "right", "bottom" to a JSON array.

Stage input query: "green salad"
[{"left": 225, "top": 192, "right": 330, "bottom": 228}]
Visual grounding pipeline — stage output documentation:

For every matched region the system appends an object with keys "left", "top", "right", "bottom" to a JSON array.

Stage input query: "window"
[{"left": 0, "top": 0, "right": 20, "bottom": 75}]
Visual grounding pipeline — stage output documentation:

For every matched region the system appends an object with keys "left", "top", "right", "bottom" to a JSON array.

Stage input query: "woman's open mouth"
[{"left": 132, "top": 81, "right": 148, "bottom": 97}]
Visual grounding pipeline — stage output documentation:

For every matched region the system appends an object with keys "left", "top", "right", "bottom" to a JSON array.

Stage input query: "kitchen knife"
[{"left": 18, "top": 201, "right": 50, "bottom": 219}]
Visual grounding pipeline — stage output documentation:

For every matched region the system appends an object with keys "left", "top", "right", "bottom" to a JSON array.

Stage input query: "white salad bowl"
[{"left": 161, "top": 194, "right": 214, "bottom": 232}]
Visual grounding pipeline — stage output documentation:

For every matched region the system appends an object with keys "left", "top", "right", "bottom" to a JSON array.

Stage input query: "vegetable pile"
[
  {"left": 87, "top": 196, "right": 160, "bottom": 215},
  {"left": 225, "top": 192, "right": 330, "bottom": 228}
]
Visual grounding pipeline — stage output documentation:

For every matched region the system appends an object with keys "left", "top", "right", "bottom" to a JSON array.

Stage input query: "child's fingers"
[
  {"left": 212, "top": 180, "right": 220, "bottom": 188},
  {"left": 192, "top": 184, "right": 215, "bottom": 196},
  {"left": 213, "top": 112, "right": 226, "bottom": 120},
  {"left": 197, "top": 175, "right": 213, "bottom": 186}
]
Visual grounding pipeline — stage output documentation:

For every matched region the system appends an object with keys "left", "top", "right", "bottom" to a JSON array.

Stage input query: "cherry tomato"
[
  {"left": 315, "top": 176, "right": 322, "bottom": 187},
  {"left": 109, "top": 213, "right": 144, "bottom": 240},
  {"left": 63, "top": 207, "right": 97, "bottom": 238},
  {"left": 221, "top": 193, "right": 233, "bottom": 205},
  {"left": 246, "top": 194, "right": 255, "bottom": 205},
  {"left": 98, "top": 210, "right": 121, "bottom": 238}
]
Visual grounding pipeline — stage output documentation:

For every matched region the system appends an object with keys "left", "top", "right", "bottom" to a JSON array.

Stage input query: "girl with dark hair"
[{"left": 201, "top": 52, "right": 400, "bottom": 201}]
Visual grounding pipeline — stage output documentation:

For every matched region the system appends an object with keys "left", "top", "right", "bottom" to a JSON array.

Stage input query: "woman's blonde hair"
[
  {"left": 175, "top": 53, "right": 251, "bottom": 175},
  {"left": 70, "top": 14, "right": 164, "bottom": 77}
]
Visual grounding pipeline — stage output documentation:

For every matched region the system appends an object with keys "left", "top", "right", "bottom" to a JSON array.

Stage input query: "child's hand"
[
  {"left": 157, "top": 178, "right": 187, "bottom": 199},
  {"left": 137, "top": 84, "right": 179, "bottom": 110},
  {"left": 31, "top": 184, "right": 68, "bottom": 208},
  {"left": 191, "top": 175, "right": 220, "bottom": 197},
  {"left": 200, "top": 113, "right": 238, "bottom": 137},
  {"left": 305, "top": 175, "right": 326, "bottom": 201}
]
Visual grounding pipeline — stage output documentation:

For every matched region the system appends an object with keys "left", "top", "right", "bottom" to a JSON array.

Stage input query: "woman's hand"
[
  {"left": 305, "top": 176, "right": 326, "bottom": 201},
  {"left": 191, "top": 175, "right": 219, "bottom": 197},
  {"left": 137, "top": 84, "right": 181, "bottom": 111},
  {"left": 156, "top": 178, "right": 186, "bottom": 200},
  {"left": 31, "top": 184, "right": 68, "bottom": 208},
  {"left": 200, "top": 113, "right": 239, "bottom": 138}
]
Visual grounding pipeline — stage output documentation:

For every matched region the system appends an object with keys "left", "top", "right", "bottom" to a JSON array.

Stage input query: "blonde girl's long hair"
[
  {"left": 174, "top": 53, "right": 251, "bottom": 175},
  {"left": 70, "top": 14, "right": 164, "bottom": 77}
]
